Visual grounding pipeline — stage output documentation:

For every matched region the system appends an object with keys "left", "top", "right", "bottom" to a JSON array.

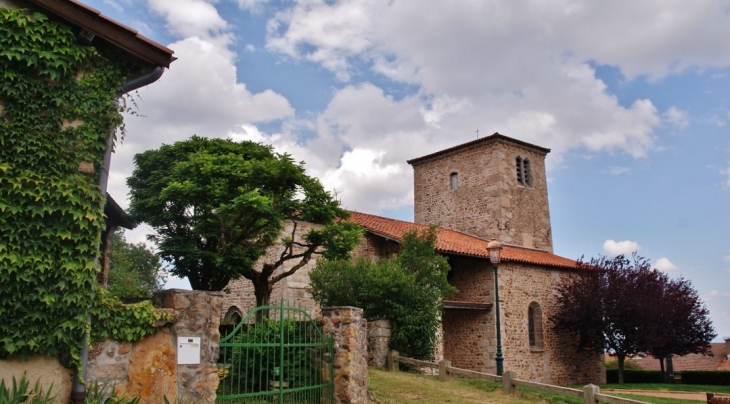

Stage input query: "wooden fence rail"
[{"left": 386, "top": 351, "right": 648, "bottom": 404}]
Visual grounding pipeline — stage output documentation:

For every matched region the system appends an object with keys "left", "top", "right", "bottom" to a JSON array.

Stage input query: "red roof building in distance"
[{"left": 628, "top": 339, "right": 730, "bottom": 372}]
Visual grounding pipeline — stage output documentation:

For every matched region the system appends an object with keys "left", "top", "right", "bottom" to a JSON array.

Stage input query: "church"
[{"left": 223, "top": 132, "right": 605, "bottom": 385}]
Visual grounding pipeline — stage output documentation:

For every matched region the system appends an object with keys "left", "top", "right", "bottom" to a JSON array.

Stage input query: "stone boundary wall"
[
  {"left": 320, "top": 307, "right": 368, "bottom": 404},
  {"left": 367, "top": 319, "right": 391, "bottom": 368},
  {"left": 1, "top": 290, "right": 223, "bottom": 404},
  {"left": 89, "top": 290, "right": 224, "bottom": 403}
]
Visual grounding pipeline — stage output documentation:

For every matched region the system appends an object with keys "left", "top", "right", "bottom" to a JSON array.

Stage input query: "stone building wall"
[
  {"left": 410, "top": 135, "right": 553, "bottom": 252},
  {"left": 440, "top": 257, "right": 604, "bottom": 385},
  {"left": 222, "top": 221, "right": 324, "bottom": 320},
  {"left": 441, "top": 255, "right": 495, "bottom": 372},
  {"left": 497, "top": 262, "right": 605, "bottom": 385}
]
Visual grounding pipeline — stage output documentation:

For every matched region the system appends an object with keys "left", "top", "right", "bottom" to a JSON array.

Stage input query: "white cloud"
[
  {"left": 236, "top": 0, "right": 270, "bottom": 13},
  {"left": 654, "top": 257, "right": 679, "bottom": 273},
  {"left": 265, "top": 0, "right": 671, "bottom": 162},
  {"left": 603, "top": 239, "right": 641, "bottom": 255},
  {"left": 108, "top": 33, "right": 293, "bottom": 216},
  {"left": 244, "top": 44, "right": 256, "bottom": 52},
  {"left": 607, "top": 166, "right": 631, "bottom": 175},
  {"left": 147, "top": 0, "right": 230, "bottom": 42},
  {"left": 723, "top": 255, "right": 730, "bottom": 262},
  {"left": 721, "top": 163, "right": 730, "bottom": 188},
  {"left": 267, "top": 1, "right": 730, "bottom": 82},
  {"left": 663, "top": 106, "right": 689, "bottom": 129},
  {"left": 704, "top": 290, "right": 730, "bottom": 300}
]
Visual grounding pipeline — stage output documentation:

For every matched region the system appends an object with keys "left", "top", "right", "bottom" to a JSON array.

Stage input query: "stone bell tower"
[{"left": 407, "top": 132, "right": 553, "bottom": 252}]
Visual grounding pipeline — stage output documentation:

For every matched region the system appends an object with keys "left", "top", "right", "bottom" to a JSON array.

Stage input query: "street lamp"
[{"left": 487, "top": 238, "right": 504, "bottom": 376}]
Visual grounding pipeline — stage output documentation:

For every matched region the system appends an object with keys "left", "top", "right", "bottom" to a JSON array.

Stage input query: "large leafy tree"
[
  {"left": 127, "top": 136, "right": 361, "bottom": 306},
  {"left": 643, "top": 275, "right": 715, "bottom": 381},
  {"left": 107, "top": 229, "right": 166, "bottom": 298},
  {"left": 308, "top": 227, "right": 457, "bottom": 360},
  {"left": 550, "top": 254, "right": 714, "bottom": 384}
]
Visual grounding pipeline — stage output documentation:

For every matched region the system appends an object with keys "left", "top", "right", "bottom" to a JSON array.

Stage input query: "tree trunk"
[
  {"left": 253, "top": 277, "right": 273, "bottom": 323},
  {"left": 617, "top": 355, "right": 625, "bottom": 384},
  {"left": 659, "top": 357, "right": 666, "bottom": 383}
]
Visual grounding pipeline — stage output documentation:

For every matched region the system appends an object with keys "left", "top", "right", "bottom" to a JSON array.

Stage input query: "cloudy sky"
[{"left": 91, "top": 0, "right": 730, "bottom": 341}]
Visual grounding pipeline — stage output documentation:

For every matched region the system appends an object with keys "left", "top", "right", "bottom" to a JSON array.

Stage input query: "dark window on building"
[
  {"left": 523, "top": 159, "right": 532, "bottom": 186},
  {"left": 450, "top": 172, "right": 458, "bottom": 190},
  {"left": 528, "top": 302, "right": 543, "bottom": 349},
  {"left": 516, "top": 156, "right": 533, "bottom": 187}
]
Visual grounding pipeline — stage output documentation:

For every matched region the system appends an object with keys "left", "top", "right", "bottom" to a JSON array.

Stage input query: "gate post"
[{"left": 320, "top": 307, "right": 368, "bottom": 404}]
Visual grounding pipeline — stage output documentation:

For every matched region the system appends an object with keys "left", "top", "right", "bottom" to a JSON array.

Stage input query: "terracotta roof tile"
[{"left": 348, "top": 211, "right": 580, "bottom": 269}]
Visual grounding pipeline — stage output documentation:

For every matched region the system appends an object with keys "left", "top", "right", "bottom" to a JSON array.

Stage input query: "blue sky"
[{"left": 91, "top": 0, "right": 730, "bottom": 341}]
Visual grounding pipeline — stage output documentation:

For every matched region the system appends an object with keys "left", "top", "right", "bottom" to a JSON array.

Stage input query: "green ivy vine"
[{"left": 0, "top": 8, "right": 155, "bottom": 370}]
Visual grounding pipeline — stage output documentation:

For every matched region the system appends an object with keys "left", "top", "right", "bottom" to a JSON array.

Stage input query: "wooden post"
[
  {"left": 438, "top": 360, "right": 450, "bottom": 382},
  {"left": 583, "top": 384, "right": 599, "bottom": 404},
  {"left": 387, "top": 350, "right": 399, "bottom": 372},
  {"left": 502, "top": 371, "right": 515, "bottom": 394}
]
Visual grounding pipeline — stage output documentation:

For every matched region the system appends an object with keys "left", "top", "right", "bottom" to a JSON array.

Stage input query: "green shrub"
[
  {"left": 90, "top": 289, "right": 172, "bottom": 342},
  {"left": 308, "top": 227, "right": 456, "bottom": 360},
  {"left": 606, "top": 369, "right": 664, "bottom": 384},
  {"left": 681, "top": 371, "right": 730, "bottom": 386},
  {"left": 0, "top": 377, "right": 55, "bottom": 404}
]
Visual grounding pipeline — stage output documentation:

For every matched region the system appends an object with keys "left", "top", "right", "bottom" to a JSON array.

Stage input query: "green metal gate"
[{"left": 217, "top": 301, "right": 334, "bottom": 403}]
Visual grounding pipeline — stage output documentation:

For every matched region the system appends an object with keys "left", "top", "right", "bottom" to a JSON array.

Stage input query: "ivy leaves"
[{"left": 0, "top": 8, "right": 147, "bottom": 370}]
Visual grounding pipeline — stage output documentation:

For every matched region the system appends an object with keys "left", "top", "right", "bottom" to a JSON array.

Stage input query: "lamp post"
[{"left": 487, "top": 238, "right": 504, "bottom": 376}]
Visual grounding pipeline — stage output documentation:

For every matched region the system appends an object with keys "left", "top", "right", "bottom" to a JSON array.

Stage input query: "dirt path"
[{"left": 603, "top": 389, "right": 707, "bottom": 402}]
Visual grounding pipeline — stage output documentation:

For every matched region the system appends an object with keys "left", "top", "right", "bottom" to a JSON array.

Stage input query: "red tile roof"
[{"left": 348, "top": 211, "right": 580, "bottom": 270}]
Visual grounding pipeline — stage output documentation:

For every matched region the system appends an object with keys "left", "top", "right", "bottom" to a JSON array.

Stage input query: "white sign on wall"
[{"left": 177, "top": 337, "right": 201, "bottom": 365}]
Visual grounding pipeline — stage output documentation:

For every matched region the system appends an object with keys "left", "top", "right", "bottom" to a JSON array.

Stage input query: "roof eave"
[
  {"left": 25, "top": 0, "right": 174, "bottom": 67},
  {"left": 407, "top": 132, "right": 551, "bottom": 166}
]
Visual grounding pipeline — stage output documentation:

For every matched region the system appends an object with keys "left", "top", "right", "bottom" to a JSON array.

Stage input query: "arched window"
[
  {"left": 528, "top": 302, "right": 543, "bottom": 349},
  {"left": 450, "top": 172, "right": 459, "bottom": 190},
  {"left": 223, "top": 306, "right": 243, "bottom": 325},
  {"left": 523, "top": 159, "right": 532, "bottom": 187},
  {"left": 516, "top": 156, "right": 533, "bottom": 187}
]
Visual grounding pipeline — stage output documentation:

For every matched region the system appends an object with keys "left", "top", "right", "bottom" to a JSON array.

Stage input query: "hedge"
[
  {"left": 606, "top": 369, "right": 664, "bottom": 384},
  {"left": 681, "top": 371, "right": 730, "bottom": 386}
]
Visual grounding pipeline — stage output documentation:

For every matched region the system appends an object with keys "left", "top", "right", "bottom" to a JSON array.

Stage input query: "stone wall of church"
[
  {"left": 411, "top": 137, "right": 553, "bottom": 252},
  {"left": 442, "top": 255, "right": 496, "bottom": 372},
  {"left": 441, "top": 258, "right": 604, "bottom": 385},
  {"left": 497, "top": 262, "right": 605, "bottom": 385}
]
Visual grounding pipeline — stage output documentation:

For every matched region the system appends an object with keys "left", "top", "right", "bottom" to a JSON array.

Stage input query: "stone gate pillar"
[
  {"left": 320, "top": 307, "right": 368, "bottom": 404},
  {"left": 153, "top": 289, "right": 223, "bottom": 403}
]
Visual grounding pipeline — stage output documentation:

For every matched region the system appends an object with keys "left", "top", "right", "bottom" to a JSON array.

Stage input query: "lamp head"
[{"left": 487, "top": 238, "right": 502, "bottom": 264}]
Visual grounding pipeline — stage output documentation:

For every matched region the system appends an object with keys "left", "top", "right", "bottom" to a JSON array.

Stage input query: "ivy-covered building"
[{"left": 0, "top": 0, "right": 173, "bottom": 401}]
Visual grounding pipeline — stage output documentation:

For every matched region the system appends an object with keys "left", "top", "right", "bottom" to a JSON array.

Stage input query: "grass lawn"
[
  {"left": 592, "top": 383, "right": 730, "bottom": 404},
  {"left": 592, "top": 383, "right": 730, "bottom": 394},
  {"left": 368, "top": 367, "right": 585, "bottom": 404},
  {"left": 369, "top": 368, "right": 730, "bottom": 404}
]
